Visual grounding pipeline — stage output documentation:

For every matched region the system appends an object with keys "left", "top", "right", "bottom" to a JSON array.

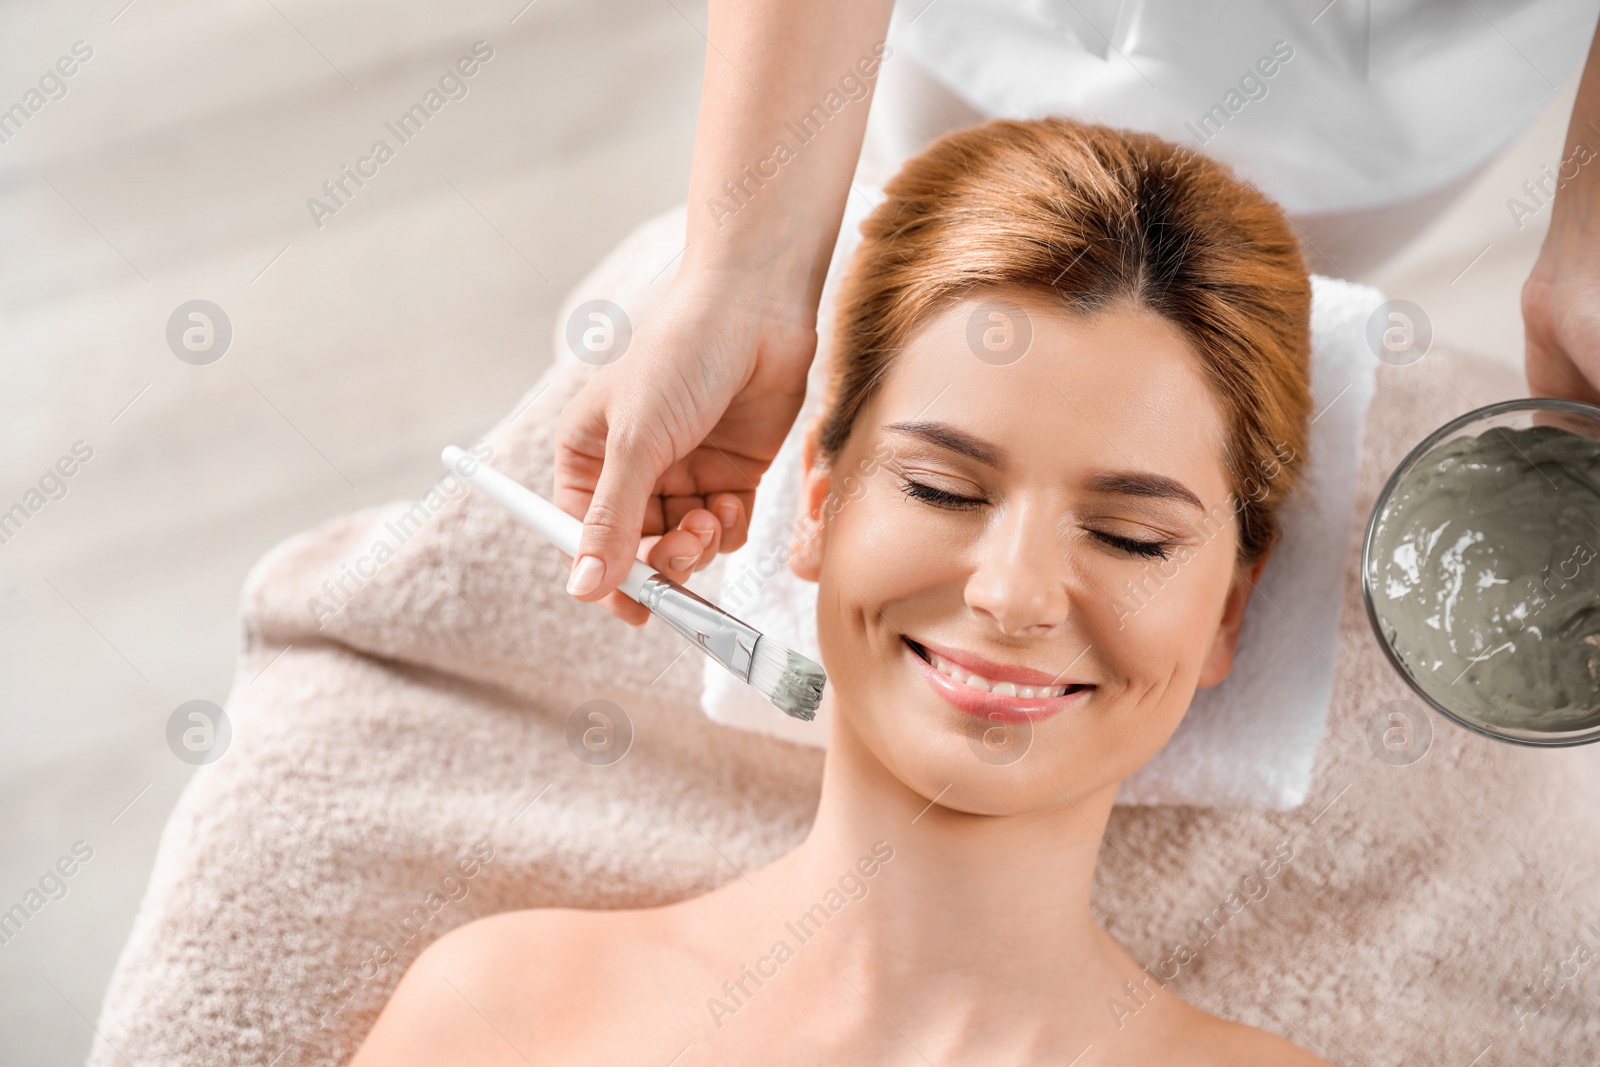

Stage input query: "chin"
[{"left": 834, "top": 680, "right": 1100, "bottom": 819}]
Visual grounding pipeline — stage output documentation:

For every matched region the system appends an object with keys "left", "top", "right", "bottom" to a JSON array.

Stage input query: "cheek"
[
  {"left": 821, "top": 485, "right": 969, "bottom": 613},
  {"left": 1087, "top": 539, "right": 1234, "bottom": 688},
  {"left": 814, "top": 485, "right": 971, "bottom": 711}
]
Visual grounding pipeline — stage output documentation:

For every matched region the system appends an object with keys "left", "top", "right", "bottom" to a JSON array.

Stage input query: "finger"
[
  {"left": 612, "top": 525, "right": 705, "bottom": 627},
  {"left": 555, "top": 545, "right": 649, "bottom": 625},
  {"left": 552, "top": 390, "right": 613, "bottom": 529},
  {"left": 646, "top": 527, "right": 710, "bottom": 584},
  {"left": 648, "top": 493, "right": 675, "bottom": 537},
  {"left": 661, "top": 494, "right": 705, "bottom": 532},
  {"left": 601, "top": 588, "right": 652, "bottom": 627},
  {"left": 676, "top": 508, "right": 722, "bottom": 571},
  {"left": 566, "top": 424, "right": 672, "bottom": 603},
  {"left": 704, "top": 492, "right": 750, "bottom": 553}
]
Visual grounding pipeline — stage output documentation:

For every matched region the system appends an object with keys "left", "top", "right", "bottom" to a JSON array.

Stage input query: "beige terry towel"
[{"left": 89, "top": 337, "right": 1600, "bottom": 1065}]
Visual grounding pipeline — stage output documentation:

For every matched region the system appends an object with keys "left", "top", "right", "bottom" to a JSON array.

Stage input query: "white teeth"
[{"left": 921, "top": 648, "right": 1070, "bottom": 699}]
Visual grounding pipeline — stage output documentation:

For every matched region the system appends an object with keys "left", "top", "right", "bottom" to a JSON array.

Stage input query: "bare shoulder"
[
  {"left": 348, "top": 907, "right": 651, "bottom": 1067},
  {"left": 1128, "top": 992, "right": 1331, "bottom": 1067},
  {"left": 1198, "top": 1014, "right": 1332, "bottom": 1067}
]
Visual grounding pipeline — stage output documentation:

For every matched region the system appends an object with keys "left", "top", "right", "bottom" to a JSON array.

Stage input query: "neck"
[{"left": 767, "top": 708, "right": 1145, "bottom": 1030}]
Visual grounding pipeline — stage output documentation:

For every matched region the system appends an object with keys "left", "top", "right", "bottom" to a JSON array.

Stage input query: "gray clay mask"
[{"left": 1368, "top": 424, "right": 1600, "bottom": 735}]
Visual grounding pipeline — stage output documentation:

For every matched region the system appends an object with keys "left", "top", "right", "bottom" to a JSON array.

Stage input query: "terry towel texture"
[{"left": 90, "top": 283, "right": 1600, "bottom": 1063}]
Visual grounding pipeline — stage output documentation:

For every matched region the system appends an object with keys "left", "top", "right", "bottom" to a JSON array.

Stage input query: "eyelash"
[
  {"left": 896, "top": 478, "right": 1175, "bottom": 561},
  {"left": 898, "top": 478, "right": 984, "bottom": 510},
  {"left": 1093, "top": 532, "right": 1174, "bottom": 561}
]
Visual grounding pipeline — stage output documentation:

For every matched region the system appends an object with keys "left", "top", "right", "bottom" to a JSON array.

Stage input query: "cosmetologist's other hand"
[{"left": 1524, "top": 16, "right": 1600, "bottom": 408}]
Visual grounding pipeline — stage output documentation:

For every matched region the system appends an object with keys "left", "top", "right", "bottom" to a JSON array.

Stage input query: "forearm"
[
  {"left": 1523, "top": 16, "right": 1600, "bottom": 404},
  {"left": 684, "top": 0, "right": 897, "bottom": 313},
  {"left": 1546, "top": 17, "right": 1600, "bottom": 248}
]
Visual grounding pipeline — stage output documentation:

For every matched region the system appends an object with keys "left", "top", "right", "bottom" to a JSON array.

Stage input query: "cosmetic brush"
[{"left": 441, "top": 446, "right": 824, "bottom": 720}]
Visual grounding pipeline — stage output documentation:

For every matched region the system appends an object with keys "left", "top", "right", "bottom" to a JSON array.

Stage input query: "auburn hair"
[{"left": 815, "top": 116, "right": 1312, "bottom": 565}]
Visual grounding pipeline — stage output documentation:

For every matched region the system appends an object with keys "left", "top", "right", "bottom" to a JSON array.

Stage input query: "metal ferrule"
[{"left": 638, "top": 574, "right": 761, "bottom": 682}]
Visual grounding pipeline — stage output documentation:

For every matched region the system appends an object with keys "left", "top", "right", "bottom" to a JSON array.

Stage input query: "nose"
[{"left": 963, "top": 498, "right": 1072, "bottom": 637}]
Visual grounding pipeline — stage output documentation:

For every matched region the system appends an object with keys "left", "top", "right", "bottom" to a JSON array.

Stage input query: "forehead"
[{"left": 868, "top": 292, "right": 1232, "bottom": 493}]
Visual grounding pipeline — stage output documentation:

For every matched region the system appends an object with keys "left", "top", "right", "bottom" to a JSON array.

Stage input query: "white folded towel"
[{"left": 695, "top": 185, "right": 1380, "bottom": 810}]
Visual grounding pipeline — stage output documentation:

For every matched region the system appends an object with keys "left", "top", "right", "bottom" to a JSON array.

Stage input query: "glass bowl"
[{"left": 1361, "top": 397, "right": 1600, "bottom": 746}]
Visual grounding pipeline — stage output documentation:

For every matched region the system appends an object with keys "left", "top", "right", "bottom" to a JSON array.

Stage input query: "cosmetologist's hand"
[
  {"left": 1523, "top": 239, "right": 1600, "bottom": 408},
  {"left": 1523, "top": 16, "right": 1600, "bottom": 408},
  {"left": 617, "top": 506, "right": 730, "bottom": 628},
  {"left": 551, "top": 0, "right": 895, "bottom": 622},
  {"left": 553, "top": 267, "right": 818, "bottom": 624}
]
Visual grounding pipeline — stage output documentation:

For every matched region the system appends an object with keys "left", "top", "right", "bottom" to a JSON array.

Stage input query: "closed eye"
[
  {"left": 900, "top": 478, "right": 1175, "bottom": 560},
  {"left": 1090, "top": 531, "right": 1173, "bottom": 560},
  {"left": 898, "top": 478, "right": 985, "bottom": 510}
]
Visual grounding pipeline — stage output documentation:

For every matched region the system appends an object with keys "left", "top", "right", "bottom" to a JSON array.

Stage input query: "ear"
[
  {"left": 1195, "top": 549, "right": 1271, "bottom": 689},
  {"left": 788, "top": 425, "right": 833, "bottom": 583}
]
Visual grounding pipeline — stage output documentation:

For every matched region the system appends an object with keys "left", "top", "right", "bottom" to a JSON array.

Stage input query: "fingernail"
[
  {"left": 566, "top": 555, "right": 604, "bottom": 596},
  {"left": 716, "top": 501, "right": 738, "bottom": 528},
  {"left": 669, "top": 554, "right": 698, "bottom": 571}
]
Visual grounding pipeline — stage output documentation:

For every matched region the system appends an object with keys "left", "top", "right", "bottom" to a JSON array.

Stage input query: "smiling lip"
[{"left": 904, "top": 637, "right": 1094, "bottom": 723}]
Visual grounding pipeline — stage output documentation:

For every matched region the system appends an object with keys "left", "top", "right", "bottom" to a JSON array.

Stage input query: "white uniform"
[{"left": 866, "top": 0, "right": 1600, "bottom": 215}]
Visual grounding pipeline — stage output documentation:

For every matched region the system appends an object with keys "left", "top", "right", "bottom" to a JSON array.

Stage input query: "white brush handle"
[{"left": 441, "top": 446, "right": 656, "bottom": 602}]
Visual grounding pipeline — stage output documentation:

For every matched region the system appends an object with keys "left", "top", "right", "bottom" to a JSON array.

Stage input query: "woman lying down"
[{"left": 351, "top": 116, "right": 1330, "bottom": 1066}]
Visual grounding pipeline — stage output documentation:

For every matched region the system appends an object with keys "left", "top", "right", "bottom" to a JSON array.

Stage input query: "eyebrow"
[
  {"left": 883, "top": 420, "right": 1005, "bottom": 467},
  {"left": 1085, "top": 471, "right": 1204, "bottom": 511},
  {"left": 882, "top": 419, "right": 1205, "bottom": 511}
]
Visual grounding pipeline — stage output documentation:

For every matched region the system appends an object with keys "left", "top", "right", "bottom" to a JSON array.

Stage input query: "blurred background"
[{"left": 0, "top": 0, "right": 1579, "bottom": 1062}]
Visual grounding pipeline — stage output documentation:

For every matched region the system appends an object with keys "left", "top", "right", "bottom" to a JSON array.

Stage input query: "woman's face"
[{"left": 791, "top": 291, "right": 1269, "bottom": 814}]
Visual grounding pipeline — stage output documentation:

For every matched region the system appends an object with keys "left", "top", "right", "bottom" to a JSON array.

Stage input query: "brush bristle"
[{"left": 748, "top": 637, "right": 825, "bottom": 721}]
